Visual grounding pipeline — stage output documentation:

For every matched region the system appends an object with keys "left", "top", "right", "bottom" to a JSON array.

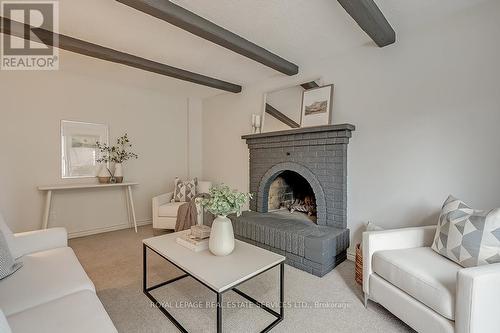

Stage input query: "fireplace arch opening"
[
  {"left": 268, "top": 170, "right": 317, "bottom": 223},
  {"left": 257, "top": 162, "right": 327, "bottom": 225}
]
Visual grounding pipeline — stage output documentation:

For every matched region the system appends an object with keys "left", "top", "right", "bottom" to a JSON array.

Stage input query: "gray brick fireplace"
[{"left": 233, "top": 124, "right": 355, "bottom": 276}]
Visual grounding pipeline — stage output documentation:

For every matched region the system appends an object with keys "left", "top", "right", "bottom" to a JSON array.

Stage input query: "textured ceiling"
[{"left": 54, "top": 0, "right": 491, "bottom": 98}]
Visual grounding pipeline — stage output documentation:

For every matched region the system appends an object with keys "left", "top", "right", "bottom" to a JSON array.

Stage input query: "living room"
[{"left": 1, "top": 0, "right": 499, "bottom": 332}]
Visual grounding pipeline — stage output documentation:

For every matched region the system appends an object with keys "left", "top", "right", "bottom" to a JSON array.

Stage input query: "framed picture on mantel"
[{"left": 300, "top": 84, "right": 334, "bottom": 127}]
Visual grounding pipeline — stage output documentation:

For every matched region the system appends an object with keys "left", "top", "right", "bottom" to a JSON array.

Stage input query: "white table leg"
[
  {"left": 42, "top": 190, "right": 52, "bottom": 229},
  {"left": 125, "top": 186, "right": 131, "bottom": 226},
  {"left": 127, "top": 185, "right": 138, "bottom": 232}
]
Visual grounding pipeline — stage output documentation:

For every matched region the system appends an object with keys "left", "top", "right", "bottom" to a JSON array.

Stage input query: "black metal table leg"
[
  {"left": 232, "top": 263, "right": 284, "bottom": 333},
  {"left": 143, "top": 244, "right": 189, "bottom": 333},
  {"left": 280, "top": 262, "right": 284, "bottom": 319},
  {"left": 143, "top": 243, "right": 147, "bottom": 292},
  {"left": 217, "top": 292, "right": 223, "bottom": 333}
]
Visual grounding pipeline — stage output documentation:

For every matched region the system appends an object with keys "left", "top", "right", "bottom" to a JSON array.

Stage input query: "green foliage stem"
[
  {"left": 96, "top": 133, "right": 138, "bottom": 164},
  {"left": 201, "top": 184, "right": 252, "bottom": 217}
]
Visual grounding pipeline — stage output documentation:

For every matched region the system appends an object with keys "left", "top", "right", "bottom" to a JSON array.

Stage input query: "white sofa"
[
  {"left": 152, "top": 180, "right": 212, "bottom": 229},
  {"left": 363, "top": 226, "right": 500, "bottom": 333},
  {"left": 0, "top": 215, "right": 117, "bottom": 333}
]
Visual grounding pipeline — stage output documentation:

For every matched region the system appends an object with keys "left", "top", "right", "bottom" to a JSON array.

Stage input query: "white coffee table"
[{"left": 143, "top": 231, "right": 285, "bottom": 333}]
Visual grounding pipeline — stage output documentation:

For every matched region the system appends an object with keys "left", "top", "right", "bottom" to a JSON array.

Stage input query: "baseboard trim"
[{"left": 68, "top": 219, "right": 152, "bottom": 239}]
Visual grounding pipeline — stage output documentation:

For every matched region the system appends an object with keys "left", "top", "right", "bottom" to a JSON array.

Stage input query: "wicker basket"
[{"left": 355, "top": 243, "right": 363, "bottom": 285}]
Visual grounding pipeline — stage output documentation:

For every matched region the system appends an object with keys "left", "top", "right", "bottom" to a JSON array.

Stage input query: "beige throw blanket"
[{"left": 175, "top": 193, "right": 211, "bottom": 232}]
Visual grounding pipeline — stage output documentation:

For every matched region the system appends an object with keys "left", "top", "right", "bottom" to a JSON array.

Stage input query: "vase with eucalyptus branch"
[
  {"left": 96, "top": 133, "right": 138, "bottom": 183},
  {"left": 95, "top": 155, "right": 113, "bottom": 184}
]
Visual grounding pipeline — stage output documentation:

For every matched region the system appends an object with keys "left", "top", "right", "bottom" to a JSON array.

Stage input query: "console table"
[{"left": 37, "top": 182, "right": 139, "bottom": 232}]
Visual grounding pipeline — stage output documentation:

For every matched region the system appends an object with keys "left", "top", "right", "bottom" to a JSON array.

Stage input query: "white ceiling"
[{"left": 56, "top": 0, "right": 491, "bottom": 98}]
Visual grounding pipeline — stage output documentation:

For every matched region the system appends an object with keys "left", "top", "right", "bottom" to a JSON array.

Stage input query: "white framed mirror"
[
  {"left": 61, "top": 120, "right": 109, "bottom": 179},
  {"left": 261, "top": 78, "right": 323, "bottom": 133}
]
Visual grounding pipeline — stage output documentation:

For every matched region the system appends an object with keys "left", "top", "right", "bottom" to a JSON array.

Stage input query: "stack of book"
[
  {"left": 176, "top": 226, "right": 211, "bottom": 252},
  {"left": 190, "top": 225, "right": 211, "bottom": 239}
]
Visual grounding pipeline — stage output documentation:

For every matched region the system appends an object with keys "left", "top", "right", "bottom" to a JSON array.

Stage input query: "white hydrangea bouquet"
[
  {"left": 201, "top": 184, "right": 252, "bottom": 256},
  {"left": 201, "top": 184, "right": 252, "bottom": 217}
]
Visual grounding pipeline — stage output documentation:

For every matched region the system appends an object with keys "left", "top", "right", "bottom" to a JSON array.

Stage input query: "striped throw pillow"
[{"left": 0, "top": 230, "right": 22, "bottom": 280}]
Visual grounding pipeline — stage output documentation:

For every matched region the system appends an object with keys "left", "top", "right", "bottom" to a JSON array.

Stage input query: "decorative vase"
[
  {"left": 209, "top": 215, "right": 235, "bottom": 256},
  {"left": 114, "top": 163, "right": 123, "bottom": 183},
  {"left": 97, "top": 164, "right": 111, "bottom": 184}
]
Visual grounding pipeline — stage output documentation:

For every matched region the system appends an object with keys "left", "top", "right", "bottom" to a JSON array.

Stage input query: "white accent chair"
[
  {"left": 0, "top": 213, "right": 117, "bottom": 333},
  {"left": 152, "top": 181, "right": 212, "bottom": 230},
  {"left": 363, "top": 226, "right": 500, "bottom": 333}
]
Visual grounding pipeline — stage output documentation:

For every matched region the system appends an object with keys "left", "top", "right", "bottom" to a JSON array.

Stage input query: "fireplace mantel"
[{"left": 242, "top": 123, "right": 355, "bottom": 140}]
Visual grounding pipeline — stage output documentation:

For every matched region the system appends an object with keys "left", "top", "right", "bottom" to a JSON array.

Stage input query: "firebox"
[{"left": 268, "top": 171, "right": 317, "bottom": 223}]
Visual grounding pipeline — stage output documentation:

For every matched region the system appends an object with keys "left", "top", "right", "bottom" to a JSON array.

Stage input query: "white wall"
[
  {"left": 187, "top": 97, "right": 203, "bottom": 179},
  {"left": 202, "top": 1, "right": 500, "bottom": 257},
  {"left": 0, "top": 50, "right": 193, "bottom": 236}
]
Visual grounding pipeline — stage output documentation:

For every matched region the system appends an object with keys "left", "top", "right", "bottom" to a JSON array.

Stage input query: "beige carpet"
[{"left": 69, "top": 226, "right": 413, "bottom": 333}]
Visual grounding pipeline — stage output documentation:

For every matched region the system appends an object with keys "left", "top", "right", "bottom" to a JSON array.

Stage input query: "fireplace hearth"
[{"left": 234, "top": 124, "right": 355, "bottom": 277}]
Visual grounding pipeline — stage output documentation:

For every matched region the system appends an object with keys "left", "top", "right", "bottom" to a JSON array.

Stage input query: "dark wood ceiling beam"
[
  {"left": 265, "top": 103, "right": 300, "bottom": 129},
  {"left": 337, "top": 0, "right": 395, "bottom": 47},
  {"left": 116, "top": 0, "right": 299, "bottom": 76},
  {"left": 0, "top": 17, "right": 242, "bottom": 93},
  {"left": 301, "top": 81, "right": 319, "bottom": 90}
]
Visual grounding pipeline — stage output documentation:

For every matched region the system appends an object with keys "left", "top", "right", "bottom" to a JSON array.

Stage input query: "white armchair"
[
  {"left": 363, "top": 226, "right": 500, "bottom": 333},
  {"left": 152, "top": 181, "right": 212, "bottom": 230}
]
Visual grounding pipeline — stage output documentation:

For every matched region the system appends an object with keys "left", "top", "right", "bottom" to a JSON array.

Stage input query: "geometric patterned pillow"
[
  {"left": 173, "top": 177, "right": 197, "bottom": 202},
  {"left": 431, "top": 195, "right": 500, "bottom": 268}
]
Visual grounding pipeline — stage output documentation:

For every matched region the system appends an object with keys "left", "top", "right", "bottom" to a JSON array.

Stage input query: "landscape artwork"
[
  {"left": 300, "top": 84, "right": 334, "bottom": 127},
  {"left": 71, "top": 135, "right": 99, "bottom": 149},
  {"left": 305, "top": 100, "right": 328, "bottom": 115}
]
